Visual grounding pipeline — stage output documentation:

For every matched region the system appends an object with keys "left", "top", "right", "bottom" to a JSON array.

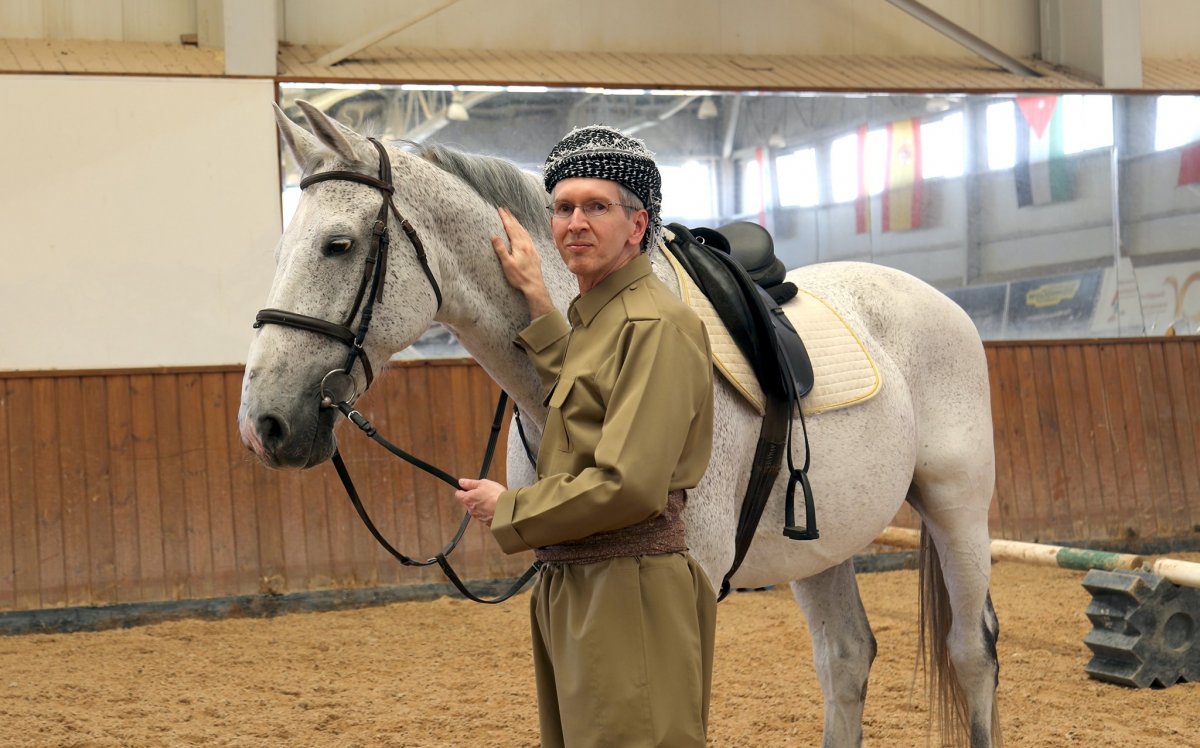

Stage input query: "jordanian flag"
[{"left": 1014, "top": 96, "right": 1073, "bottom": 207}]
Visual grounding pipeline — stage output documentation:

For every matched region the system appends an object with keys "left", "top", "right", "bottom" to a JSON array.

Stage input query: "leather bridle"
[
  {"left": 252, "top": 137, "right": 538, "bottom": 604},
  {"left": 254, "top": 138, "right": 441, "bottom": 394}
]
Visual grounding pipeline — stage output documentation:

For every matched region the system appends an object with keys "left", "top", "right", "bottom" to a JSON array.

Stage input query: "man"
[{"left": 454, "top": 125, "right": 716, "bottom": 748}]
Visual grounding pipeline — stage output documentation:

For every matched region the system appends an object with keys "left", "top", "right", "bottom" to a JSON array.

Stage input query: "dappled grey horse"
[{"left": 240, "top": 102, "right": 1001, "bottom": 747}]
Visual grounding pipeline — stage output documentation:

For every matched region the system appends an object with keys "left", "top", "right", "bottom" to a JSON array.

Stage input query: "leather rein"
[{"left": 253, "top": 137, "right": 539, "bottom": 604}]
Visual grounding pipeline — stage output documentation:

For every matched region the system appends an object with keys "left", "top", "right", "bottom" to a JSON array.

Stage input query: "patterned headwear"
[{"left": 543, "top": 125, "right": 662, "bottom": 251}]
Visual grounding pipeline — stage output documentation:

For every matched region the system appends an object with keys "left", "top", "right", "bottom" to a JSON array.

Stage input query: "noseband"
[
  {"left": 253, "top": 137, "right": 442, "bottom": 397},
  {"left": 250, "top": 138, "right": 538, "bottom": 604}
]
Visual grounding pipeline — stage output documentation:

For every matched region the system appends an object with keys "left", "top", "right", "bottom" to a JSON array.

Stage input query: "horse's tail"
[{"left": 917, "top": 525, "right": 1002, "bottom": 748}]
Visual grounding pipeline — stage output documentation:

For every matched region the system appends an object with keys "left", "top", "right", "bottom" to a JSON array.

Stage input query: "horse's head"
[{"left": 239, "top": 102, "right": 443, "bottom": 469}]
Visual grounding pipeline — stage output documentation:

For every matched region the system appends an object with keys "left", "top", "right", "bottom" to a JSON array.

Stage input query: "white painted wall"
[
  {"left": 5, "top": 0, "right": 1200, "bottom": 61},
  {"left": 0, "top": 0, "right": 1042, "bottom": 57},
  {"left": 0, "top": 75, "right": 280, "bottom": 370}
]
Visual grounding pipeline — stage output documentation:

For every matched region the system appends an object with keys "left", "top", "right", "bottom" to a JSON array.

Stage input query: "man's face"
[{"left": 550, "top": 177, "right": 648, "bottom": 294}]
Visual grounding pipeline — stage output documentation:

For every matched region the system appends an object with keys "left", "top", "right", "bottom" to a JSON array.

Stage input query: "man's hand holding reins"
[
  {"left": 491, "top": 207, "right": 553, "bottom": 320},
  {"left": 454, "top": 478, "right": 504, "bottom": 527}
]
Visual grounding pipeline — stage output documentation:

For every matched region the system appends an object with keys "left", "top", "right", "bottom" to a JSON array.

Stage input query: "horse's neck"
[{"left": 436, "top": 232, "right": 576, "bottom": 425}]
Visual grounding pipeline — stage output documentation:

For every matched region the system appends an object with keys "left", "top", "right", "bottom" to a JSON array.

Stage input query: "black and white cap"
[{"left": 543, "top": 125, "right": 662, "bottom": 250}]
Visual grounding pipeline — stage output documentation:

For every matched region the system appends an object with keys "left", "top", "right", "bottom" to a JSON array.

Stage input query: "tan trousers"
[{"left": 529, "top": 552, "right": 717, "bottom": 748}]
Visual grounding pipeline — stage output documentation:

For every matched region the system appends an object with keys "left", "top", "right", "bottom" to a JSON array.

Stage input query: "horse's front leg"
[{"left": 790, "top": 559, "right": 877, "bottom": 748}]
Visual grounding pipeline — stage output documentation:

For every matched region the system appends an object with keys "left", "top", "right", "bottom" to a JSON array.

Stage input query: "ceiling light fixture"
[
  {"left": 697, "top": 96, "right": 719, "bottom": 120},
  {"left": 446, "top": 91, "right": 469, "bottom": 122}
]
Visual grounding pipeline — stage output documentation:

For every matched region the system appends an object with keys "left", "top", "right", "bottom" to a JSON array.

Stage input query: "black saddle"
[
  {"left": 662, "top": 221, "right": 820, "bottom": 601},
  {"left": 664, "top": 222, "right": 812, "bottom": 402}
]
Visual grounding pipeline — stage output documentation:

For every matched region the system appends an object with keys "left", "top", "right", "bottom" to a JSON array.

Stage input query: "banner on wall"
[
  {"left": 1093, "top": 259, "right": 1200, "bottom": 336},
  {"left": 944, "top": 284, "right": 1009, "bottom": 339},
  {"left": 881, "top": 117, "right": 923, "bottom": 232},
  {"left": 1006, "top": 269, "right": 1102, "bottom": 338},
  {"left": 1014, "top": 96, "right": 1074, "bottom": 208}
]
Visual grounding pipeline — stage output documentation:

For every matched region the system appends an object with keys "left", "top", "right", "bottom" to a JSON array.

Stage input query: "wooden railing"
[{"left": 2, "top": 338, "right": 1198, "bottom": 613}]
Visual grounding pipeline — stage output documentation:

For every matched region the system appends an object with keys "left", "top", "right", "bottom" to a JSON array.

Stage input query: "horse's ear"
[
  {"left": 294, "top": 99, "right": 375, "bottom": 166},
  {"left": 273, "top": 103, "right": 322, "bottom": 166}
]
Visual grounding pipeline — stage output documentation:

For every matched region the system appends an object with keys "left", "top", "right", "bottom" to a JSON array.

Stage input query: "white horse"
[{"left": 239, "top": 101, "right": 1001, "bottom": 748}]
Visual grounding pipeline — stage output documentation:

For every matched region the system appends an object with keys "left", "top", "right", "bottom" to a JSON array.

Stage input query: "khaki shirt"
[{"left": 491, "top": 254, "right": 715, "bottom": 554}]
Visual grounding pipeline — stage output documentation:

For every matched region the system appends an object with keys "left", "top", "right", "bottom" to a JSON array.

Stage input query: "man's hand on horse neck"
[{"left": 492, "top": 207, "right": 554, "bottom": 321}]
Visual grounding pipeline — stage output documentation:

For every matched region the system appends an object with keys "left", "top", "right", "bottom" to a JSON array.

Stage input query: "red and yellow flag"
[{"left": 881, "top": 117, "right": 923, "bottom": 232}]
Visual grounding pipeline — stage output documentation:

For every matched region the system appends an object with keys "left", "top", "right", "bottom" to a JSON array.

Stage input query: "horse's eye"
[{"left": 325, "top": 237, "right": 354, "bottom": 256}]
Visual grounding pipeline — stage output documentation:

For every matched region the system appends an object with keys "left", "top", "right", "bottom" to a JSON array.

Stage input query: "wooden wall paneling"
[
  {"left": 318, "top": 443, "right": 352, "bottom": 587},
  {"left": 1082, "top": 346, "right": 1123, "bottom": 538},
  {"left": 201, "top": 372, "right": 237, "bottom": 597},
  {"left": 429, "top": 366, "right": 463, "bottom": 580},
  {"left": 983, "top": 347, "right": 1009, "bottom": 539},
  {"left": 178, "top": 373, "right": 214, "bottom": 599},
  {"left": 1094, "top": 346, "right": 1136, "bottom": 537},
  {"left": 344, "top": 378, "right": 393, "bottom": 587},
  {"left": 129, "top": 374, "right": 165, "bottom": 601},
  {"left": 1168, "top": 343, "right": 1200, "bottom": 531},
  {"left": 152, "top": 374, "right": 189, "bottom": 599},
  {"left": 365, "top": 391, "right": 400, "bottom": 587},
  {"left": 1029, "top": 346, "right": 1073, "bottom": 539},
  {"left": 1113, "top": 346, "right": 1157, "bottom": 538},
  {"left": 1045, "top": 345, "right": 1088, "bottom": 539},
  {"left": 1146, "top": 343, "right": 1188, "bottom": 536},
  {"left": 105, "top": 373, "right": 141, "bottom": 603},
  {"left": 223, "top": 372, "right": 264, "bottom": 596},
  {"left": 81, "top": 376, "right": 117, "bottom": 605},
  {"left": 405, "top": 366, "right": 446, "bottom": 584},
  {"left": 6, "top": 379, "right": 40, "bottom": 610},
  {"left": 32, "top": 378, "right": 65, "bottom": 607},
  {"left": 0, "top": 378, "right": 15, "bottom": 609},
  {"left": 250, "top": 431, "right": 287, "bottom": 592},
  {"left": 1060, "top": 346, "right": 1102, "bottom": 541},
  {"left": 994, "top": 347, "right": 1031, "bottom": 538},
  {"left": 1006, "top": 347, "right": 1044, "bottom": 538},
  {"left": 55, "top": 377, "right": 92, "bottom": 607},
  {"left": 448, "top": 363, "right": 483, "bottom": 581},
  {"left": 276, "top": 467, "right": 310, "bottom": 592},
  {"left": 298, "top": 449, "right": 333, "bottom": 590},
  {"left": 1133, "top": 343, "right": 1172, "bottom": 538}
]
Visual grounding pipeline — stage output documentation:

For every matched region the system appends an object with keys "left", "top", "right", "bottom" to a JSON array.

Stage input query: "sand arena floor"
[{"left": 1, "top": 556, "right": 1197, "bottom": 747}]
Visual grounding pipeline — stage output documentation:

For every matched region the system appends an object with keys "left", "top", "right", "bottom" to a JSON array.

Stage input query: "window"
[
  {"left": 660, "top": 161, "right": 716, "bottom": 220},
  {"left": 776, "top": 148, "right": 819, "bottom": 207},
  {"left": 738, "top": 154, "right": 768, "bottom": 215},
  {"left": 921, "top": 112, "right": 965, "bottom": 180},
  {"left": 1155, "top": 95, "right": 1200, "bottom": 151}
]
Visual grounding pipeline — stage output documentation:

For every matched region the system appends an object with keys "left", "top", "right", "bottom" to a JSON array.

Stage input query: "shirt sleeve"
[
  {"left": 514, "top": 310, "right": 570, "bottom": 399},
  {"left": 491, "top": 317, "right": 712, "bottom": 553}
]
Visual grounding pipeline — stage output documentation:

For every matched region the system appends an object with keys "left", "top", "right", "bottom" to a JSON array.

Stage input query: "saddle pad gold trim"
[
  {"left": 783, "top": 289, "right": 882, "bottom": 415},
  {"left": 661, "top": 247, "right": 766, "bottom": 415},
  {"left": 660, "top": 244, "right": 881, "bottom": 417}
]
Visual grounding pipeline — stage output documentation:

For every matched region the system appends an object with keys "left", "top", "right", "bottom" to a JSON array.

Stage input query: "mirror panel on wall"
[{"left": 278, "top": 83, "right": 1200, "bottom": 357}]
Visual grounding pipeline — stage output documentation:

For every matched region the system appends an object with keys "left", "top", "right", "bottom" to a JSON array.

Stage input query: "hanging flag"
[
  {"left": 855, "top": 124, "right": 871, "bottom": 234},
  {"left": 1178, "top": 142, "right": 1200, "bottom": 186},
  {"left": 881, "top": 117, "right": 923, "bottom": 232},
  {"left": 1014, "top": 96, "right": 1073, "bottom": 207}
]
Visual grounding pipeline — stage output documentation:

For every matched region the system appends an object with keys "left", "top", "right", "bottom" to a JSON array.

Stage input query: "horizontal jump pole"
[{"left": 874, "top": 527, "right": 1200, "bottom": 589}]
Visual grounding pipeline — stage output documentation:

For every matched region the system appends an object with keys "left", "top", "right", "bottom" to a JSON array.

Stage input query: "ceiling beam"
[
  {"left": 886, "top": 0, "right": 1041, "bottom": 78},
  {"left": 316, "top": 0, "right": 464, "bottom": 67}
]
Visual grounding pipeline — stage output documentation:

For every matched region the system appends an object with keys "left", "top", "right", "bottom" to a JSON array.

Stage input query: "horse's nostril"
[{"left": 258, "top": 413, "right": 288, "bottom": 448}]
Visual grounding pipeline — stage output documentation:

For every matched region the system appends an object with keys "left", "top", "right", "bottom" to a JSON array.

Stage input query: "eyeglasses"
[{"left": 546, "top": 200, "right": 639, "bottom": 221}]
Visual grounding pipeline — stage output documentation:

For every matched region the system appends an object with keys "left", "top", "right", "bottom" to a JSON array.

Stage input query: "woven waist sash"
[{"left": 535, "top": 490, "right": 688, "bottom": 565}]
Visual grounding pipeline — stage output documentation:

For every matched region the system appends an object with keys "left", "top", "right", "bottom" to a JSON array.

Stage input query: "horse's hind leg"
[
  {"left": 790, "top": 559, "right": 877, "bottom": 748},
  {"left": 910, "top": 487, "right": 1001, "bottom": 748}
]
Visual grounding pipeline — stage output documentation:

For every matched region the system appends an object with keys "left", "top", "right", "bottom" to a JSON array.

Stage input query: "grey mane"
[{"left": 417, "top": 144, "right": 553, "bottom": 244}]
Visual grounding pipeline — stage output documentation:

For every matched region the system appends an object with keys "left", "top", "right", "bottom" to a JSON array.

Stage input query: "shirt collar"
[{"left": 568, "top": 254, "right": 653, "bottom": 327}]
